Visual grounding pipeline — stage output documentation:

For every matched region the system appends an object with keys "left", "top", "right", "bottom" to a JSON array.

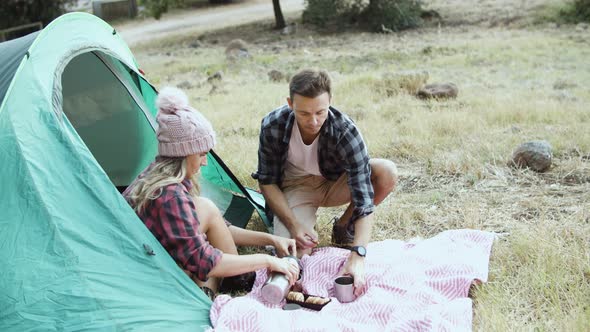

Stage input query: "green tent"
[{"left": 0, "top": 12, "right": 267, "bottom": 331}]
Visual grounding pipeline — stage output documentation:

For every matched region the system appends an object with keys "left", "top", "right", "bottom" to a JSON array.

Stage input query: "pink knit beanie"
[{"left": 155, "top": 87, "right": 216, "bottom": 157}]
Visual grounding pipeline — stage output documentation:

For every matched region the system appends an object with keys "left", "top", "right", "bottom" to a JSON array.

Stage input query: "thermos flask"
[{"left": 261, "top": 256, "right": 301, "bottom": 304}]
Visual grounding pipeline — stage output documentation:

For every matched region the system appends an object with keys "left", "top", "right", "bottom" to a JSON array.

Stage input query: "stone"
[
  {"left": 553, "top": 90, "right": 577, "bottom": 102},
  {"left": 553, "top": 79, "right": 577, "bottom": 90},
  {"left": 225, "top": 39, "right": 250, "bottom": 60},
  {"left": 268, "top": 69, "right": 285, "bottom": 83},
  {"left": 420, "top": 9, "right": 442, "bottom": 22},
  {"left": 576, "top": 23, "right": 589, "bottom": 31},
  {"left": 176, "top": 80, "right": 193, "bottom": 90},
  {"left": 207, "top": 71, "right": 223, "bottom": 83},
  {"left": 188, "top": 40, "right": 203, "bottom": 49},
  {"left": 281, "top": 23, "right": 297, "bottom": 35},
  {"left": 208, "top": 85, "right": 227, "bottom": 95},
  {"left": 511, "top": 140, "right": 552, "bottom": 172},
  {"left": 417, "top": 83, "right": 458, "bottom": 99},
  {"left": 286, "top": 40, "right": 301, "bottom": 49}
]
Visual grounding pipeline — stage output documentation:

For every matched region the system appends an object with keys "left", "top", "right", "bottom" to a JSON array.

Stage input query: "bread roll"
[
  {"left": 287, "top": 291, "right": 304, "bottom": 302},
  {"left": 305, "top": 296, "right": 329, "bottom": 305},
  {"left": 316, "top": 297, "right": 330, "bottom": 305}
]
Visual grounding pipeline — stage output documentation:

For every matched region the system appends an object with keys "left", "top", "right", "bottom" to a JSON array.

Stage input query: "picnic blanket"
[{"left": 209, "top": 229, "right": 496, "bottom": 332}]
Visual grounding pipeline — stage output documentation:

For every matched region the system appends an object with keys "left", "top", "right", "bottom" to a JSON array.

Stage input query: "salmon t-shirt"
[{"left": 285, "top": 121, "right": 321, "bottom": 178}]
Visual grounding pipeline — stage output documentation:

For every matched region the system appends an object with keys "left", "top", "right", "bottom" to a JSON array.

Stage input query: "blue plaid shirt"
[{"left": 252, "top": 104, "right": 374, "bottom": 225}]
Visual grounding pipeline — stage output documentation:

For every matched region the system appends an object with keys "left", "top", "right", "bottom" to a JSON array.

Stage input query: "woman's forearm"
[
  {"left": 207, "top": 253, "right": 269, "bottom": 278},
  {"left": 229, "top": 225, "right": 273, "bottom": 247}
]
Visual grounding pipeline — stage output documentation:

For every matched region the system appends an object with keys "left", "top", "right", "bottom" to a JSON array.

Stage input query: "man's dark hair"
[{"left": 289, "top": 69, "right": 332, "bottom": 100}]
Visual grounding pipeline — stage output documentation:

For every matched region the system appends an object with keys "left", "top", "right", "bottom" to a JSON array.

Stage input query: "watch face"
[{"left": 353, "top": 246, "right": 366, "bottom": 257}]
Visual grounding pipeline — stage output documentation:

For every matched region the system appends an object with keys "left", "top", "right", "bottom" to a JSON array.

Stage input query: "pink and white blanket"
[{"left": 209, "top": 229, "right": 496, "bottom": 332}]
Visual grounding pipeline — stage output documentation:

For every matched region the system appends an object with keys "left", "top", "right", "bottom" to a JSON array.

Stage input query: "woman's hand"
[
  {"left": 267, "top": 256, "right": 300, "bottom": 286},
  {"left": 271, "top": 235, "right": 297, "bottom": 257}
]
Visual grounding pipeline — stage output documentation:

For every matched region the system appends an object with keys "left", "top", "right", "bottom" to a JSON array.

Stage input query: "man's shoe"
[
  {"left": 331, "top": 217, "right": 355, "bottom": 248},
  {"left": 219, "top": 271, "right": 256, "bottom": 293}
]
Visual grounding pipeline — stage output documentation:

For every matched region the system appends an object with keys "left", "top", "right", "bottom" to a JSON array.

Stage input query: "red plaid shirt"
[{"left": 123, "top": 163, "right": 224, "bottom": 281}]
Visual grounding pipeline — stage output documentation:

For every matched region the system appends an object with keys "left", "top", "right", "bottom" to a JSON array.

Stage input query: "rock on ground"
[
  {"left": 417, "top": 83, "right": 459, "bottom": 99},
  {"left": 511, "top": 140, "right": 552, "bottom": 172}
]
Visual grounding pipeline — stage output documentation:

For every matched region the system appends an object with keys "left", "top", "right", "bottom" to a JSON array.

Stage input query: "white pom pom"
[{"left": 156, "top": 87, "right": 189, "bottom": 114}]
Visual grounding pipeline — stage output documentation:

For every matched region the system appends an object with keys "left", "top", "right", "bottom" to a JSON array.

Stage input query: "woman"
[{"left": 123, "top": 87, "right": 299, "bottom": 299}]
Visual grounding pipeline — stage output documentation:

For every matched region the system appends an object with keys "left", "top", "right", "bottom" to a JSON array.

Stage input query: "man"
[{"left": 252, "top": 69, "right": 397, "bottom": 295}]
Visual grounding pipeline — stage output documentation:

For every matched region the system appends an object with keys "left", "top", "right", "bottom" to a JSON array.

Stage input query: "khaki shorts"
[{"left": 273, "top": 173, "right": 350, "bottom": 238}]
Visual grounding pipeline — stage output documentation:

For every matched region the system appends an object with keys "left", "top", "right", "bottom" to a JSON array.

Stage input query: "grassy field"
[{"left": 131, "top": 0, "right": 590, "bottom": 330}]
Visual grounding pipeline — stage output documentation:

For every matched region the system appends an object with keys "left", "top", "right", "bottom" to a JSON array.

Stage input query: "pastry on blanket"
[
  {"left": 305, "top": 296, "right": 329, "bottom": 305},
  {"left": 287, "top": 291, "right": 305, "bottom": 302}
]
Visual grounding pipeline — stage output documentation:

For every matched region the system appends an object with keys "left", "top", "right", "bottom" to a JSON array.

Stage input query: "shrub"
[
  {"left": 302, "top": 0, "right": 362, "bottom": 27},
  {"left": 560, "top": 0, "right": 590, "bottom": 22},
  {"left": 0, "top": 0, "right": 74, "bottom": 30},
  {"left": 139, "top": 0, "right": 194, "bottom": 20},
  {"left": 362, "top": 0, "right": 422, "bottom": 32},
  {"left": 302, "top": 0, "right": 422, "bottom": 32}
]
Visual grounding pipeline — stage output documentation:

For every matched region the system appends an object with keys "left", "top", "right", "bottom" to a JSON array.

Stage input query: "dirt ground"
[{"left": 114, "top": 0, "right": 304, "bottom": 46}]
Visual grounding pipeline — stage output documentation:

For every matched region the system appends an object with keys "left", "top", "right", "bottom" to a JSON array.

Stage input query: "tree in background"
[
  {"left": 140, "top": 0, "right": 176, "bottom": 20},
  {"left": 561, "top": 0, "right": 590, "bottom": 22},
  {"left": 272, "top": 0, "right": 286, "bottom": 29},
  {"left": 0, "top": 0, "right": 74, "bottom": 30}
]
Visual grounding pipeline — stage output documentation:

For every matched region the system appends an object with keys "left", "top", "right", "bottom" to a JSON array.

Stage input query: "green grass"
[{"left": 132, "top": 0, "right": 590, "bottom": 329}]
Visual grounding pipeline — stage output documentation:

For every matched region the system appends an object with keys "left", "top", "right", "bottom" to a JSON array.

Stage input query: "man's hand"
[
  {"left": 338, "top": 253, "right": 366, "bottom": 296},
  {"left": 271, "top": 235, "right": 297, "bottom": 257},
  {"left": 291, "top": 224, "right": 318, "bottom": 250}
]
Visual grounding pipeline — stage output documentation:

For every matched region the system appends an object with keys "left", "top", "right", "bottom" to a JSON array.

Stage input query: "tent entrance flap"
[
  {"left": 60, "top": 51, "right": 269, "bottom": 229},
  {"left": 61, "top": 51, "right": 158, "bottom": 187}
]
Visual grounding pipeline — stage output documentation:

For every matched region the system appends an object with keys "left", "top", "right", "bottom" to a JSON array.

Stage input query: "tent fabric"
[
  {"left": 202, "top": 151, "right": 270, "bottom": 230},
  {"left": 0, "top": 31, "right": 39, "bottom": 105},
  {"left": 0, "top": 12, "right": 266, "bottom": 331}
]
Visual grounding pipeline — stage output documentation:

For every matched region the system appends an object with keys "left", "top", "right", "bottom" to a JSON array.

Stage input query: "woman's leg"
[
  {"left": 191, "top": 196, "right": 238, "bottom": 292},
  {"left": 193, "top": 196, "right": 256, "bottom": 293}
]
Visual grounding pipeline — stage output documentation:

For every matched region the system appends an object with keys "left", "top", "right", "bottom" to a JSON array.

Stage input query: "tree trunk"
[
  {"left": 272, "top": 0, "right": 286, "bottom": 30},
  {"left": 129, "top": 0, "right": 138, "bottom": 17}
]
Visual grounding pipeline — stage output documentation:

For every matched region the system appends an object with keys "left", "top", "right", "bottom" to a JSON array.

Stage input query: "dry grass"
[{"left": 132, "top": 0, "right": 590, "bottom": 330}]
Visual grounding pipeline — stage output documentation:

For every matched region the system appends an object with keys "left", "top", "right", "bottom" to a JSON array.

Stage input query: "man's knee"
[{"left": 370, "top": 158, "right": 398, "bottom": 191}]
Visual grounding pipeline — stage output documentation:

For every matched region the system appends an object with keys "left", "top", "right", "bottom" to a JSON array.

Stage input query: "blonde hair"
[{"left": 127, "top": 157, "right": 200, "bottom": 213}]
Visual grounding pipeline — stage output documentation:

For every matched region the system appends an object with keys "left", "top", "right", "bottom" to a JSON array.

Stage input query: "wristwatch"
[{"left": 350, "top": 246, "right": 367, "bottom": 257}]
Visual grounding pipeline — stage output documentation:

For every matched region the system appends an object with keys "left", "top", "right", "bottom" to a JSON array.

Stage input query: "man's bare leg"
[{"left": 334, "top": 158, "right": 398, "bottom": 227}]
